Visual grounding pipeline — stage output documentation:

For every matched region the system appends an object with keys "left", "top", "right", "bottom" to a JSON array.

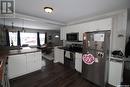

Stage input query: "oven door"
[{"left": 64, "top": 51, "right": 75, "bottom": 69}]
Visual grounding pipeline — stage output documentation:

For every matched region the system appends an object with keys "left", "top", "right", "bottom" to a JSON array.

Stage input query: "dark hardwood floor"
[{"left": 9, "top": 59, "right": 106, "bottom": 87}]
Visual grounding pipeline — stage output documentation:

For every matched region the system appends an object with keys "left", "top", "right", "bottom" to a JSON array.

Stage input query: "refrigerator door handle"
[{"left": 110, "top": 58, "right": 123, "bottom": 63}]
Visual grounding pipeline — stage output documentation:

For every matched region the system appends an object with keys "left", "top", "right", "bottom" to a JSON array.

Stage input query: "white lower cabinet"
[
  {"left": 108, "top": 60, "right": 123, "bottom": 86},
  {"left": 26, "top": 53, "right": 36, "bottom": 73},
  {"left": 26, "top": 52, "right": 42, "bottom": 73},
  {"left": 58, "top": 49, "right": 64, "bottom": 64},
  {"left": 75, "top": 53, "right": 82, "bottom": 73},
  {"left": 34, "top": 52, "right": 42, "bottom": 71},
  {"left": 54, "top": 47, "right": 64, "bottom": 64},
  {"left": 8, "top": 54, "right": 27, "bottom": 79},
  {"left": 8, "top": 52, "right": 42, "bottom": 79}
]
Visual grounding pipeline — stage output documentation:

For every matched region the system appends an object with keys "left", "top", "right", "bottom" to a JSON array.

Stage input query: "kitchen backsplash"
[{"left": 63, "top": 40, "right": 83, "bottom": 47}]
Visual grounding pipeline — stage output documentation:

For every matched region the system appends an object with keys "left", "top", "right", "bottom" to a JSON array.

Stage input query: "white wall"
[
  {"left": 126, "top": 9, "right": 130, "bottom": 41},
  {"left": 60, "top": 9, "right": 128, "bottom": 55},
  {"left": 110, "top": 10, "right": 127, "bottom": 54},
  {"left": 61, "top": 18, "right": 112, "bottom": 41}
]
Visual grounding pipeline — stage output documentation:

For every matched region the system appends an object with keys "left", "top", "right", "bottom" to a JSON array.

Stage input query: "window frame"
[
  {"left": 20, "top": 32, "right": 37, "bottom": 46},
  {"left": 39, "top": 33, "right": 46, "bottom": 46},
  {"left": 9, "top": 32, "right": 18, "bottom": 46}
]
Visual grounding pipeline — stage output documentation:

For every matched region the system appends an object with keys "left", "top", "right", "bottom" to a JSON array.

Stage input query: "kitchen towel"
[{"left": 65, "top": 51, "right": 71, "bottom": 59}]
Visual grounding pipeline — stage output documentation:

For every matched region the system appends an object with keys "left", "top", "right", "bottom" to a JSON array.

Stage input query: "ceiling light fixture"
[{"left": 44, "top": 7, "right": 53, "bottom": 13}]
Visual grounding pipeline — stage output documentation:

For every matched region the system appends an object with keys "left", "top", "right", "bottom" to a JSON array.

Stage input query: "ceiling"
[
  {"left": 0, "top": 18, "right": 62, "bottom": 30},
  {"left": 16, "top": 0, "right": 130, "bottom": 24},
  {"left": 0, "top": 0, "right": 129, "bottom": 30}
]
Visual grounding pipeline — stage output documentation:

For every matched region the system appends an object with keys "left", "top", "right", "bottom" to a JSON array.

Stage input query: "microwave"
[{"left": 66, "top": 33, "right": 79, "bottom": 41}]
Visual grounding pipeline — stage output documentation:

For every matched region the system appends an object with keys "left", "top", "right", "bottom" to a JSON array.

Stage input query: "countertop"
[
  {"left": 8, "top": 48, "right": 41, "bottom": 55},
  {"left": 0, "top": 51, "right": 9, "bottom": 61},
  {"left": 0, "top": 48, "right": 41, "bottom": 60}
]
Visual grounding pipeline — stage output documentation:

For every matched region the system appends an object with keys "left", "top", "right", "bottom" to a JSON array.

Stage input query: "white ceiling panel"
[{"left": 15, "top": 0, "right": 129, "bottom": 23}]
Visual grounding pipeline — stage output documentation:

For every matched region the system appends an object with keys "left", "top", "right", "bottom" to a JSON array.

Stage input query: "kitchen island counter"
[
  {"left": 8, "top": 48, "right": 41, "bottom": 55},
  {"left": 0, "top": 48, "right": 41, "bottom": 82},
  {"left": 0, "top": 48, "right": 41, "bottom": 59}
]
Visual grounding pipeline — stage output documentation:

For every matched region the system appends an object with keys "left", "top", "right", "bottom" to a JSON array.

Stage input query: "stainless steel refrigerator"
[{"left": 82, "top": 31, "right": 110, "bottom": 87}]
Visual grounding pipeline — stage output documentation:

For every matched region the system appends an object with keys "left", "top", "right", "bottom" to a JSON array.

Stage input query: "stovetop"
[{"left": 59, "top": 46, "right": 83, "bottom": 53}]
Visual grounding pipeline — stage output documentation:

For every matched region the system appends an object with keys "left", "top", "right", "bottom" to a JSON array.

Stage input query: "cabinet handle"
[{"left": 110, "top": 59, "right": 123, "bottom": 62}]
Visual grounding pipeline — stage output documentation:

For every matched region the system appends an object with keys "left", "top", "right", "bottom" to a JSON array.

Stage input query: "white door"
[
  {"left": 8, "top": 54, "right": 27, "bottom": 79},
  {"left": 58, "top": 49, "right": 64, "bottom": 64},
  {"left": 75, "top": 53, "right": 82, "bottom": 73},
  {"left": 26, "top": 52, "right": 42, "bottom": 73},
  {"left": 54, "top": 47, "right": 64, "bottom": 64},
  {"left": 108, "top": 60, "right": 123, "bottom": 86},
  {"left": 26, "top": 53, "right": 36, "bottom": 73},
  {"left": 34, "top": 52, "right": 42, "bottom": 71},
  {"left": 54, "top": 47, "right": 59, "bottom": 63}
]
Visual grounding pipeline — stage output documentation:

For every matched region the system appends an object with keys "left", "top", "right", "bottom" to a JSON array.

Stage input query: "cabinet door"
[
  {"left": 75, "top": 53, "right": 82, "bottom": 73},
  {"left": 8, "top": 54, "right": 27, "bottom": 79},
  {"left": 54, "top": 47, "right": 60, "bottom": 63},
  {"left": 26, "top": 53, "right": 36, "bottom": 73},
  {"left": 108, "top": 60, "right": 123, "bottom": 86},
  {"left": 54, "top": 47, "right": 64, "bottom": 64},
  {"left": 34, "top": 52, "right": 42, "bottom": 71},
  {"left": 26, "top": 52, "right": 42, "bottom": 73},
  {"left": 58, "top": 49, "right": 64, "bottom": 64}
]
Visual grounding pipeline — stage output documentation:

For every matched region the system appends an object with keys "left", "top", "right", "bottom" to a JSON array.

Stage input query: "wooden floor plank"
[{"left": 9, "top": 60, "right": 101, "bottom": 87}]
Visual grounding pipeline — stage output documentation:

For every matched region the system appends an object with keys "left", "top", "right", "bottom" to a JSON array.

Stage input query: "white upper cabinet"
[{"left": 60, "top": 18, "right": 112, "bottom": 41}]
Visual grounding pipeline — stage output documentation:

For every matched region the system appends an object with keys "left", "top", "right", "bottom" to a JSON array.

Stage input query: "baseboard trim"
[{"left": 106, "top": 83, "right": 115, "bottom": 87}]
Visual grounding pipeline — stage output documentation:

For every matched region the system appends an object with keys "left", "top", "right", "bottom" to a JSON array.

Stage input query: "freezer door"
[
  {"left": 123, "top": 59, "right": 130, "bottom": 85},
  {"left": 82, "top": 50, "right": 107, "bottom": 87}
]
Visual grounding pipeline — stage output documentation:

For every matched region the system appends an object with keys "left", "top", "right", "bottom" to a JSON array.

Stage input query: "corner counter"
[
  {"left": 0, "top": 48, "right": 42, "bottom": 84},
  {"left": 8, "top": 48, "right": 41, "bottom": 55},
  {"left": 8, "top": 48, "right": 42, "bottom": 79}
]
